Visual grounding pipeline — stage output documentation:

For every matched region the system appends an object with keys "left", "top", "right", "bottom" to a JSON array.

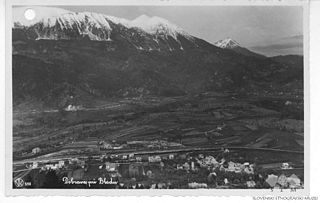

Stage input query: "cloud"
[
  {"left": 281, "top": 35, "right": 303, "bottom": 40},
  {"left": 249, "top": 35, "right": 303, "bottom": 56},
  {"left": 251, "top": 41, "right": 302, "bottom": 51}
]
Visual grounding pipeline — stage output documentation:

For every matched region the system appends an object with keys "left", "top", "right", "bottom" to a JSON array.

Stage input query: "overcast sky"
[{"left": 60, "top": 6, "right": 303, "bottom": 56}]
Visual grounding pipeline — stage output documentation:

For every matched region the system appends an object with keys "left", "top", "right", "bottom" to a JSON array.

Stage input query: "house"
[
  {"left": 244, "top": 166, "right": 254, "bottom": 174},
  {"left": 135, "top": 156, "right": 142, "bottom": 162},
  {"left": 44, "top": 163, "right": 59, "bottom": 170},
  {"left": 161, "top": 155, "right": 168, "bottom": 160},
  {"left": 58, "top": 160, "right": 65, "bottom": 168},
  {"left": 109, "top": 172, "right": 120, "bottom": 178},
  {"left": 147, "top": 144, "right": 158, "bottom": 149},
  {"left": 219, "top": 164, "right": 227, "bottom": 172},
  {"left": 191, "top": 162, "right": 195, "bottom": 171},
  {"left": 234, "top": 163, "right": 243, "bottom": 173},
  {"left": 277, "top": 174, "right": 288, "bottom": 187},
  {"left": 281, "top": 163, "right": 292, "bottom": 169},
  {"left": 220, "top": 158, "right": 226, "bottom": 165},
  {"left": 32, "top": 162, "right": 38, "bottom": 169},
  {"left": 98, "top": 141, "right": 104, "bottom": 145},
  {"left": 188, "top": 182, "right": 208, "bottom": 189},
  {"left": 224, "top": 178, "right": 229, "bottom": 185},
  {"left": 168, "top": 154, "right": 175, "bottom": 160},
  {"left": 113, "top": 145, "right": 124, "bottom": 150},
  {"left": 176, "top": 164, "right": 183, "bottom": 170},
  {"left": 146, "top": 170, "right": 153, "bottom": 178},
  {"left": 105, "top": 162, "right": 117, "bottom": 172},
  {"left": 198, "top": 156, "right": 219, "bottom": 168},
  {"left": 64, "top": 104, "right": 81, "bottom": 111},
  {"left": 31, "top": 147, "right": 41, "bottom": 154},
  {"left": 157, "top": 183, "right": 166, "bottom": 189},
  {"left": 100, "top": 142, "right": 113, "bottom": 150},
  {"left": 246, "top": 180, "right": 256, "bottom": 188},
  {"left": 266, "top": 174, "right": 278, "bottom": 188},
  {"left": 227, "top": 161, "right": 236, "bottom": 172},
  {"left": 216, "top": 125, "right": 224, "bottom": 131},
  {"left": 287, "top": 174, "right": 301, "bottom": 188},
  {"left": 70, "top": 158, "right": 79, "bottom": 164},
  {"left": 148, "top": 155, "right": 161, "bottom": 162},
  {"left": 183, "top": 162, "right": 190, "bottom": 171},
  {"left": 285, "top": 101, "right": 293, "bottom": 106}
]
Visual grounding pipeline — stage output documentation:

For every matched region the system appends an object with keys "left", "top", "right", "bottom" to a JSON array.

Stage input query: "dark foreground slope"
[{"left": 12, "top": 37, "right": 303, "bottom": 109}]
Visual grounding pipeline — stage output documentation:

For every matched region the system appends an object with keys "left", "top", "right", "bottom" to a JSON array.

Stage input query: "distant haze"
[
  {"left": 57, "top": 6, "right": 303, "bottom": 56},
  {"left": 249, "top": 35, "right": 303, "bottom": 56}
]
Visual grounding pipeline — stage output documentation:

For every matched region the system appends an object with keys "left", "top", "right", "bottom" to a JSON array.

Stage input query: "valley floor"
[{"left": 12, "top": 91, "right": 304, "bottom": 189}]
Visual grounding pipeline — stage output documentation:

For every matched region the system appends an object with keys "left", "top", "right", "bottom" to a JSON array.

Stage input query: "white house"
[
  {"left": 58, "top": 160, "right": 65, "bottom": 168},
  {"left": 105, "top": 162, "right": 116, "bottom": 172},
  {"left": 148, "top": 155, "right": 161, "bottom": 162},
  {"left": 32, "top": 162, "right": 38, "bottom": 169},
  {"left": 32, "top": 147, "right": 41, "bottom": 154}
]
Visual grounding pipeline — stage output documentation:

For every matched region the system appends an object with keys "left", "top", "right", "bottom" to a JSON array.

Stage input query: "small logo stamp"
[{"left": 14, "top": 178, "right": 25, "bottom": 188}]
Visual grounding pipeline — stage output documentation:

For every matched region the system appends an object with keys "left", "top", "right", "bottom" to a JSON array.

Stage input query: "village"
[
  {"left": 15, "top": 145, "right": 303, "bottom": 189},
  {"left": 12, "top": 91, "right": 304, "bottom": 190}
]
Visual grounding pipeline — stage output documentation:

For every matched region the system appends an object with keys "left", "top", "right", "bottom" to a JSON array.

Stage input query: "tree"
[{"left": 43, "top": 170, "right": 63, "bottom": 188}]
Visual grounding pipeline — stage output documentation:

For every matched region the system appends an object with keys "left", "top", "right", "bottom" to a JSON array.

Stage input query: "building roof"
[
  {"left": 266, "top": 174, "right": 278, "bottom": 187},
  {"left": 287, "top": 174, "right": 301, "bottom": 187},
  {"left": 277, "top": 174, "right": 288, "bottom": 186}
]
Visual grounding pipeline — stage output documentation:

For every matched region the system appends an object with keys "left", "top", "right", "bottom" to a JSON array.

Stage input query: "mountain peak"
[
  {"left": 13, "top": 7, "right": 193, "bottom": 41},
  {"left": 214, "top": 38, "right": 240, "bottom": 49},
  {"left": 214, "top": 38, "right": 266, "bottom": 58},
  {"left": 130, "top": 14, "right": 189, "bottom": 39}
]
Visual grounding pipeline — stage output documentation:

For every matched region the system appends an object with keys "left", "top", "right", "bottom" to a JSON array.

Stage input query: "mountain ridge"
[
  {"left": 214, "top": 38, "right": 240, "bottom": 49},
  {"left": 13, "top": 6, "right": 194, "bottom": 46},
  {"left": 12, "top": 7, "right": 303, "bottom": 109},
  {"left": 214, "top": 38, "right": 266, "bottom": 59}
]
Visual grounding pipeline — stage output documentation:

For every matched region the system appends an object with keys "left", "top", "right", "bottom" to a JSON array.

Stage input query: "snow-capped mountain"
[
  {"left": 12, "top": 7, "right": 302, "bottom": 107},
  {"left": 129, "top": 15, "right": 192, "bottom": 40},
  {"left": 214, "top": 38, "right": 265, "bottom": 58},
  {"left": 214, "top": 38, "right": 240, "bottom": 49},
  {"left": 13, "top": 6, "right": 196, "bottom": 50}
]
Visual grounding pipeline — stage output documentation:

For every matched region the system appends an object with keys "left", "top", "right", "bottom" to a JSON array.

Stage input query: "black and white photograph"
[{"left": 8, "top": 0, "right": 308, "bottom": 193}]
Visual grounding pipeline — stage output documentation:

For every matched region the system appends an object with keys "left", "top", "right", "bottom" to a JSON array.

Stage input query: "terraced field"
[{"left": 13, "top": 91, "right": 303, "bottom": 163}]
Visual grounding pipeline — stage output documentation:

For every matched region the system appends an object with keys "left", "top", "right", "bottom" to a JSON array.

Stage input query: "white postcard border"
[{"left": 5, "top": 0, "right": 310, "bottom": 196}]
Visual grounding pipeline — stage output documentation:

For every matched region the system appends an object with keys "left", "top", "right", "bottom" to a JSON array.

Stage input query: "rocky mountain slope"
[
  {"left": 214, "top": 38, "right": 266, "bottom": 59},
  {"left": 12, "top": 7, "right": 303, "bottom": 109}
]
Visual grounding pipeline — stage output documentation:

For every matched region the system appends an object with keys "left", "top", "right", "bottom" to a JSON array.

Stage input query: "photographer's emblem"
[{"left": 14, "top": 178, "right": 24, "bottom": 188}]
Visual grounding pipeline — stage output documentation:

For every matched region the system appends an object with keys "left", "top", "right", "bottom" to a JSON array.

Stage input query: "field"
[
  {"left": 13, "top": 91, "right": 303, "bottom": 162},
  {"left": 12, "top": 90, "right": 304, "bottom": 189}
]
